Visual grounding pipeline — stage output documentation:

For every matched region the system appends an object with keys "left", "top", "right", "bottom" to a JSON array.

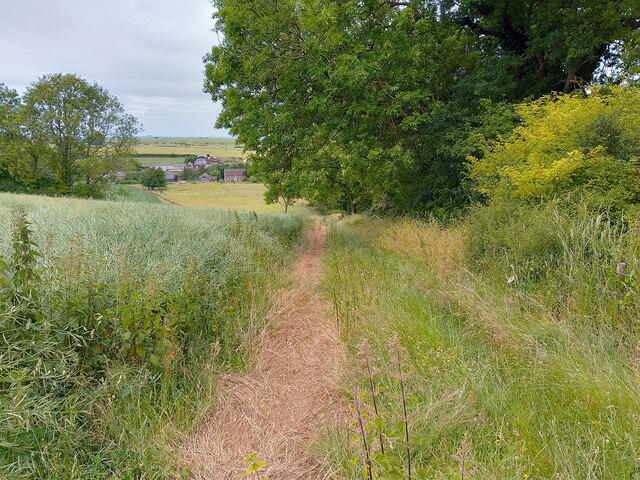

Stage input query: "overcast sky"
[{"left": 0, "top": 0, "right": 230, "bottom": 137}]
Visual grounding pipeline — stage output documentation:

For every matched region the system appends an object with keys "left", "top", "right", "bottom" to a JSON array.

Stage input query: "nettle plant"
[{"left": 352, "top": 335, "right": 473, "bottom": 480}]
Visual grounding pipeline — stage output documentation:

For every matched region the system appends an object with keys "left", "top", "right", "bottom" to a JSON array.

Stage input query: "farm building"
[
  {"left": 153, "top": 163, "right": 184, "bottom": 172},
  {"left": 194, "top": 155, "right": 221, "bottom": 166},
  {"left": 224, "top": 168, "right": 248, "bottom": 182},
  {"left": 165, "top": 172, "right": 178, "bottom": 182},
  {"left": 198, "top": 173, "right": 217, "bottom": 183}
]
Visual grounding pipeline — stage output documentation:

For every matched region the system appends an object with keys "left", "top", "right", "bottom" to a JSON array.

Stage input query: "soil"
[{"left": 180, "top": 225, "right": 347, "bottom": 479}]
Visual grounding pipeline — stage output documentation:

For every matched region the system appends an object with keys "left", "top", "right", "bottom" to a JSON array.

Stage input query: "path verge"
[{"left": 180, "top": 225, "right": 346, "bottom": 479}]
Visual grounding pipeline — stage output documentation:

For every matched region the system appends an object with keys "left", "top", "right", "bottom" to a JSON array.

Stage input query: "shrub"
[
  {"left": 140, "top": 168, "right": 167, "bottom": 190},
  {"left": 468, "top": 86, "right": 640, "bottom": 212}
]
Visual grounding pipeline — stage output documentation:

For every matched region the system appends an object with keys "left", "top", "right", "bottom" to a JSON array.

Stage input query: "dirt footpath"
[{"left": 180, "top": 225, "right": 346, "bottom": 479}]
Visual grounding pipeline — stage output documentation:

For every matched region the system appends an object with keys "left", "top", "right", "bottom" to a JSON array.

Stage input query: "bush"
[
  {"left": 140, "top": 168, "right": 167, "bottom": 190},
  {"left": 464, "top": 198, "right": 640, "bottom": 332},
  {"left": 468, "top": 86, "right": 640, "bottom": 212}
]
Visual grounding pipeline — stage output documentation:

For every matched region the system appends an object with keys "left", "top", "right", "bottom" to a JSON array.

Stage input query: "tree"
[
  {"left": 19, "top": 73, "right": 141, "bottom": 195},
  {"left": 0, "top": 84, "right": 21, "bottom": 176},
  {"left": 205, "top": 0, "right": 638, "bottom": 215},
  {"left": 262, "top": 170, "right": 302, "bottom": 213},
  {"left": 451, "top": 0, "right": 640, "bottom": 95},
  {"left": 140, "top": 168, "right": 167, "bottom": 190},
  {"left": 468, "top": 86, "right": 640, "bottom": 211}
]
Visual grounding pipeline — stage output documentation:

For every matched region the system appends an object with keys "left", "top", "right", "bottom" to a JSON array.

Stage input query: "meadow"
[
  {"left": 0, "top": 192, "right": 306, "bottom": 479},
  {"left": 321, "top": 203, "right": 640, "bottom": 479},
  {"left": 157, "top": 182, "right": 316, "bottom": 215},
  {"left": 136, "top": 137, "right": 246, "bottom": 158}
]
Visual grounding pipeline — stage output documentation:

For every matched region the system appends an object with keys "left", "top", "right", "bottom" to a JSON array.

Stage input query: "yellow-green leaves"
[{"left": 469, "top": 86, "right": 640, "bottom": 209}]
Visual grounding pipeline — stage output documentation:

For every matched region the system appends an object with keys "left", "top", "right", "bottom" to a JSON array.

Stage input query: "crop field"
[
  {"left": 136, "top": 137, "right": 246, "bottom": 158},
  {"left": 0, "top": 192, "right": 305, "bottom": 479},
  {"left": 134, "top": 155, "right": 187, "bottom": 167},
  {"left": 157, "top": 182, "right": 316, "bottom": 215}
]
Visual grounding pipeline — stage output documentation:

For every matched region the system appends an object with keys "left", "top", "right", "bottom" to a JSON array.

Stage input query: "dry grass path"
[{"left": 180, "top": 225, "right": 346, "bottom": 479}]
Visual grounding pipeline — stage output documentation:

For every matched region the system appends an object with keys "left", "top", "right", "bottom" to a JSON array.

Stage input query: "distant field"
[
  {"left": 135, "top": 156, "right": 185, "bottom": 167},
  {"left": 157, "top": 183, "right": 315, "bottom": 215},
  {"left": 136, "top": 137, "right": 246, "bottom": 158}
]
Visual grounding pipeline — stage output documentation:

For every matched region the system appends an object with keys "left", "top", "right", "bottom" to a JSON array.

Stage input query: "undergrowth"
[
  {"left": 0, "top": 193, "right": 306, "bottom": 479},
  {"left": 322, "top": 204, "right": 640, "bottom": 479}
]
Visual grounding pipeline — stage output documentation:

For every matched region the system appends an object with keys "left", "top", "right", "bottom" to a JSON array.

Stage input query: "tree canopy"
[
  {"left": 206, "top": 0, "right": 639, "bottom": 215},
  {"left": 140, "top": 168, "right": 167, "bottom": 190},
  {"left": 0, "top": 74, "right": 141, "bottom": 197},
  {"left": 469, "top": 86, "right": 640, "bottom": 210}
]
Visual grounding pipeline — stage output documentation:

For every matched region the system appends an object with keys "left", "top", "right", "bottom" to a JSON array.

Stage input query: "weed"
[
  {"left": 244, "top": 452, "right": 269, "bottom": 480},
  {"left": 0, "top": 193, "right": 306, "bottom": 479}
]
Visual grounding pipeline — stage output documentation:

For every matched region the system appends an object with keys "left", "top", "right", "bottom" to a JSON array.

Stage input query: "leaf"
[
  {"left": 379, "top": 472, "right": 404, "bottom": 480},
  {"left": 120, "top": 385, "right": 132, "bottom": 399}
]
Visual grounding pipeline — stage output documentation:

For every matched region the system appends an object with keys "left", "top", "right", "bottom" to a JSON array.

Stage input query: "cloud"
[{"left": 0, "top": 0, "right": 227, "bottom": 137}]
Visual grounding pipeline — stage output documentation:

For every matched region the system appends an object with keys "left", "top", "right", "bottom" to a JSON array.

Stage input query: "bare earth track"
[{"left": 180, "top": 225, "right": 346, "bottom": 479}]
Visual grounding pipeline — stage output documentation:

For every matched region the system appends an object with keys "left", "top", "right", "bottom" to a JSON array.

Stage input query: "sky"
[{"left": 0, "top": 0, "right": 230, "bottom": 137}]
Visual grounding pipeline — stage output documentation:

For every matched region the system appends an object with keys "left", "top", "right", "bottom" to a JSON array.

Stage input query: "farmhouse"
[
  {"left": 194, "top": 156, "right": 208, "bottom": 167},
  {"left": 224, "top": 168, "right": 248, "bottom": 182},
  {"left": 198, "top": 173, "right": 217, "bottom": 183},
  {"left": 193, "top": 155, "right": 221, "bottom": 166},
  {"left": 165, "top": 172, "right": 178, "bottom": 183}
]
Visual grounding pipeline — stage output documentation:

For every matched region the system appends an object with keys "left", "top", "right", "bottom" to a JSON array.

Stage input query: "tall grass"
[
  {"left": 0, "top": 193, "right": 306, "bottom": 479},
  {"left": 322, "top": 204, "right": 640, "bottom": 479}
]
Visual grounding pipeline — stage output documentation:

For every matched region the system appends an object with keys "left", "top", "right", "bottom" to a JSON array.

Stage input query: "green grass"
[
  {"left": 108, "top": 184, "right": 163, "bottom": 204},
  {"left": 322, "top": 214, "right": 640, "bottom": 479},
  {"left": 157, "top": 182, "right": 316, "bottom": 215},
  {"left": 0, "top": 192, "right": 306, "bottom": 479},
  {"left": 136, "top": 137, "right": 246, "bottom": 158}
]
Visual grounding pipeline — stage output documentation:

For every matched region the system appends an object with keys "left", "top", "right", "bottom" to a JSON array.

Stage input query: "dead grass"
[{"left": 179, "top": 225, "right": 347, "bottom": 479}]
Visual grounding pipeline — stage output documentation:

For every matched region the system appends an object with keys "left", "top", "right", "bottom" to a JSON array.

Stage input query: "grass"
[
  {"left": 156, "top": 182, "right": 316, "bottom": 215},
  {"left": 136, "top": 137, "right": 246, "bottom": 158},
  {"left": 322, "top": 212, "right": 640, "bottom": 479},
  {"left": 107, "top": 184, "right": 163, "bottom": 204},
  {"left": 0, "top": 192, "right": 306, "bottom": 479}
]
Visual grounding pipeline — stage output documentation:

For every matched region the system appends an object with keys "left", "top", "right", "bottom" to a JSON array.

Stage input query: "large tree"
[
  {"left": 16, "top": 73, "right": 141, "bottom": 195},
  {"left": 0, "top": 84, "right": 20, "bottom": 166},
  {"left": 451, "top": 0, "right": 640, "bottom": 95},
  {"left": 206, "top": 0, "right": 638, "bottom": 215}
]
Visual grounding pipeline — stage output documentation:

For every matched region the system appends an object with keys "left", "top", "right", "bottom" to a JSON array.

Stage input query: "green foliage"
[
  {"left": 322, "top": 217, "right": 640, "bottom": 478},
  {"left": 0, "top": 193, "right": 306, "bottom": 479},
  {"left": 469, "top": 86, "right": 640, "bottom": 211},
  {"left": 0, "top": 74, "right": 141, "bottom": 198},
  {"left": 452, "top": 0, "right": 640, "bottom": 94},
  {"left": 140, "top": 168, "right": 167, "bottom": 190},
  {"left": 244, "top": 452, "right": 268, "bottom": 479},
  {"left": 464, "top": 199, "right": 640, "bottom": 327},
  {"left": 178, "top": 164, "right": 223, "bottom": 181},
  {"left": 205, "top": 0, "right": 636, "bottom": 216}
]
